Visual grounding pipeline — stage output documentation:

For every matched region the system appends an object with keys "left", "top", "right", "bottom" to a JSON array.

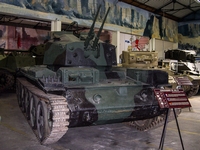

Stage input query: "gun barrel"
[
  {"left": 92, "top": 7, "right": 111, "bottom": 48},
  {"left": 88, "top": 5, "right": 101, "bottom": 35},
  {"left": 97, "top": 7, "right": 110, "bottom": 38},
  {"left": 84, "top": 5, "right": 101, "bottom": 49}
]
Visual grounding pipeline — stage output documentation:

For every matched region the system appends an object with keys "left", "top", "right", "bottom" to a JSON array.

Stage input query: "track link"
[
  {"left": 129, "top": 109, "right": 181, "bottom": 131},
  {"left": 16, "top": 77, "right": 69, "bottom": 145},
  {"left": 128, "top": 115, "right": 165, "bottom": 131}
]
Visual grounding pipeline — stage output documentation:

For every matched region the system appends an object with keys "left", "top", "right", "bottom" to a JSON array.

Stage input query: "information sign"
[{"left": 154, "top": 89, "right": 191, "bottom": 108}]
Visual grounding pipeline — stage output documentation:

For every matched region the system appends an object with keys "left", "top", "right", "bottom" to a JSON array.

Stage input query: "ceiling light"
[{"left": 195, "top": 0, "right": 200, "bottom": 3}]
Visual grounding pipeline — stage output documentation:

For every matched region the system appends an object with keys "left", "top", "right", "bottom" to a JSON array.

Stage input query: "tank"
[
  {"left": 120, "top": 46, "right": 197, "bottom": 98},
  {"left": 162, "top": 49, "right": 200, "bottom": 97},
  {"left": 16, "top": 6, "right": 171, "bottom": 145},
  {"left": 119, "top": 46, "right": 186, "bottom": 130},
  {"left": 0, "top": 48, "right": 36, "bottom": 91}
]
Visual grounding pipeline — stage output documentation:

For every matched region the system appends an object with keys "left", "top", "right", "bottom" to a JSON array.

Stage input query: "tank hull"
[{"left": 17, "top": 65, "right": 167, "bottom": 144}]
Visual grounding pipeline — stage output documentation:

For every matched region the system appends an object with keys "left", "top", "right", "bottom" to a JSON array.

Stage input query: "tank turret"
[
  {"left": 43, "top": 6, "right": 116, "bottom": 69},
  {"left": 16, "top": 6, "right": 173, "bottom": 145},
  {"left": 120, "top": 46, "right": 158, "bottom": 68}
]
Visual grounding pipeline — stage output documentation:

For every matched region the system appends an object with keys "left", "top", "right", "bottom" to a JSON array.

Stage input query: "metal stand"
[{"left": 158, "top": 108, "right": 185, "bottom": 150}]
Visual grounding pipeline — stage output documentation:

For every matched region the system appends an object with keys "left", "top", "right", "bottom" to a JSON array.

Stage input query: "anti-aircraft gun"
[
  {"left": 16, "top": 6, "right": 171, "bottom": 144},
  {"left": 161, "top": 49, "right": 200, "bottom": 97}
]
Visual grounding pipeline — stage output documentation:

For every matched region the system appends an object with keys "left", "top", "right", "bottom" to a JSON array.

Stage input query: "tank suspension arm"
[
  {"left": 84, "top": 5, "right": 101, "bottom": 49},
  {"left": 92, "top": 7, "right": 110, "bottom": 50}
]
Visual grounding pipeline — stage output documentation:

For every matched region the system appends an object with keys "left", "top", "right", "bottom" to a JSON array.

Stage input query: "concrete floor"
[{"left": 0, "top": 91, "right": 200, "bottom": 150}]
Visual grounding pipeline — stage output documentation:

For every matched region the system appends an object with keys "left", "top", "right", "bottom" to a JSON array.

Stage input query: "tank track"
[
  {"left": 128, "top": 115, "right": 165, "bottom": 131},
  {"left": 129, "top": 109, "right": 181, "bottom": 131},
  {"left": 16, "top": 78, "right": 69, "bottom": 145},
  {"left": 184, "top": 84, "right": 199, "bottom": 98}
]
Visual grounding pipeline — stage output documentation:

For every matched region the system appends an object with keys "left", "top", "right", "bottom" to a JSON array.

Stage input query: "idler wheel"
[
  {"left": 0, "top": 69, "right": 14, "bottom": 91},
  {"left": 36, "top": 101, "right": 49, "bottom": 141}
]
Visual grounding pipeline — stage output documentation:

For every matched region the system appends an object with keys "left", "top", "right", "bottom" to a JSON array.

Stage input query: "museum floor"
[{"left": 0, "top": 91, "right": 200, "bottom": 150}]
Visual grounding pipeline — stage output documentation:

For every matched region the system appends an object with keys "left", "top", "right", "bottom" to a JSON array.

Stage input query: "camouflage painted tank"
[
  {"left": 16, "top": 6, "right": 170, "bottom": 144},
  {"left": 0, "top": 48, "right": 36, "bottom": 91},
  {"left": 162, "top": 49, "right": 200, "bottom": 97}
]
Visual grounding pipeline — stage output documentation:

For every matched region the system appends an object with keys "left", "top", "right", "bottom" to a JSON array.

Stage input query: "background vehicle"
[
  {"left": 120, "top": 47, "right": 198, "bottom": 97},
  {"left": 0, "top": 48, "right": 35, "bottom": 91},
  {"left": 161, "top": 49, "right": 200, "bottom": 97}
]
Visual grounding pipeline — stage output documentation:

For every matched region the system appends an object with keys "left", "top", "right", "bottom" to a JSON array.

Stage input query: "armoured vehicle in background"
[
  {"left": 16, "top": 6, "right": 171, "bottom": 144},
  {"left": 164, "top": 49, "right": 200, "bottom": 75},
  {"left": 28, "top": 44, "right": 46, "bottom": 65},
  {"left": 161, "top": 49, "right": 200, "bottom": 97},
  {"left": 0, "top": 48, "right": 35, "bottom": 91},
  {"left": 120, "top": 46, "right": 198, "bottom": 98},
  {"left": 0, "top": 45, "right": 45, "bottom": 92}
]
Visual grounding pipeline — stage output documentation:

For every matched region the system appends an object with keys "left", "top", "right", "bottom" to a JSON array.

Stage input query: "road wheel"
[
  {"left": 36, "top": 101, "right": 49, "bottom": 141},
  {"left": 25, "top": 91, "right": 31, "bottom": 120},
  {"left": 21, "top": 87, "right": 26, "bottom": 113},
  {"left": 30, "top": 95, "right": 37, "bottom": 129}
]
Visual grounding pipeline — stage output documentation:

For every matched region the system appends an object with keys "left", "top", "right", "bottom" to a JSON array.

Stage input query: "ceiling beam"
[
  {"left": 0, "top": 14, "right": 52, "bottom": 30},
  {"left": 120, "top": 0, "right": 181, "bottom": 21},
  {"left": 0, "top": 20, "right": 51, "bottom": 30},
  {"left": 176, "top": 1, "right": 194, "bottom": 12}
]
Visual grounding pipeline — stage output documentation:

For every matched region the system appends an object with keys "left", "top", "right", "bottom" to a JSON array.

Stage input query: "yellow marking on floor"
[
  {"left": 0, "top": 122, "right": 30, "bottom": 137},
  {"left": 180, "top": 117, "right": 200, "bottom": 122},
  {"left": 168, "top": 128, "right": 200, "bottom": 136},
  {"left": 146, "top": 142, "right": 173, "bottom": 150},
  {"left": 193, "top": 111, "right": 200, "bottom": 113},
  {"left": 185, "top": 109, "right": 200, "bottom": 113}
]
